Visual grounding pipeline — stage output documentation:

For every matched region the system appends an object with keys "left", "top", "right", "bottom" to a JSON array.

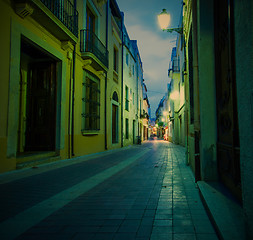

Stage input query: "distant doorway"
[
  {"left": 112, "top": 91, "right": 119, "bottom": 144},
  {"left": 18, "top": 38, "right": 58, "bottom": 153},
  {"left": 133, "top": 120, "right": 136, "bottom": 144}
]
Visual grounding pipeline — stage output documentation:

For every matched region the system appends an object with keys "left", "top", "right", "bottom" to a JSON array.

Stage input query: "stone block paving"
[
  {"left": 0, "top": 141, "right": 219, "bottom": 239},
  {"left": 150, "top": 146, "right": 218, "bottom": 240}
]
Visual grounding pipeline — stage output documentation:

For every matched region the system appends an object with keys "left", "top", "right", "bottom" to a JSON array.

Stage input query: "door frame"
[
  {"left": 7, "top": 22, "right": 64, "bottom": 158},
  {"left": 214, "top": 0, "right": 241, "bottom": 201},
  {"left": 112, "top": 99, "right": 119, "bottom": 144}
]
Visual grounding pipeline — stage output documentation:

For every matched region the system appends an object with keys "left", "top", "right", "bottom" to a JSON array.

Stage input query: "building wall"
[
  {"left": 72, "top": 0, "right": 108, "bottom": 156},
  {"left": 132, "top": 41, "right": 144, "bottom": 142},
  {"left": 196, "top": 0, "right": 218, "bottom": 181},
  {"left": 106, "top": 5, "right": 122, "bottom": 150},
  {"left": 234, "top": 0, "right": 253, "bottom": 237},
  {"left": 0, "top": 0, "right": 16, "bottom": 172},
  {"left": 122, "top": 32, "right": 138, "bottom": 146},
  {"left": 0, "top": 0, "right": 125, "bottom": 172},
  {"left": 0, "top": 0, "right": 74, "bottom": 172},
  {"left": 185, "top": 0, "right": 253, "bottom": 236},
  {"left": 183, "top": 0, "right": 195, "bottom": 170}
]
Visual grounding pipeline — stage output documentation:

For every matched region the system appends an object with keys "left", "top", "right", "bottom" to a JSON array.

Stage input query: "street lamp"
[
  {"left": 157, "top": 9, "right": 183, "bottom": 34},
  {"left": 163, "top": 111, "right": 168, "bottom": 117},
  {"left": 170, "top": 91, "right": 180, "bottom": 100}
]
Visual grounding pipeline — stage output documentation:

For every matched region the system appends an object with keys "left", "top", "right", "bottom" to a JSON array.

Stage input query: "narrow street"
[{"left": 0, "top": 140, "right": 218, "bottom": 240}]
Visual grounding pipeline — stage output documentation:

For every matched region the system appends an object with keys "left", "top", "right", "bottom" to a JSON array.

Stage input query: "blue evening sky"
[{"left": 117, "top": 0, "right": 182, "bottom": 118}]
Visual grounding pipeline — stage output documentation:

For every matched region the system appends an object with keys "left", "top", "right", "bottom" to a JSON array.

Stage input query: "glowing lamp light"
[
  {"left": 163, "top": 111, "right": 168, "bottom": 116},
  {"left": 157, "top": 9, "right": 183, "bottom": 34},
  {"left": 157, "top": 9, "right": 171, "bottom": 30},
  {"left": 170, "top": 91, "right": 180, "bottom": 100}
]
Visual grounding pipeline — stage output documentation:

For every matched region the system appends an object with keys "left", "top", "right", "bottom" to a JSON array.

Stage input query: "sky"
[{"left": 116, "top": 0, "right": 182, "bottom": 119}]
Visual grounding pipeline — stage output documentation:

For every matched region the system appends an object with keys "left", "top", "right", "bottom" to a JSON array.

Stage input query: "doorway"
[
  {"left": 214, "top": 0, "right": 241, "bottom": 201},
  {"left": 133, "top": 120, "right": 135, "bottom": 144},
  {"left": 112, "top": 91, "right": 119, "bottom": 144},
  {"left": 18, "top": 39, "right": 57, "bottom": 153}
]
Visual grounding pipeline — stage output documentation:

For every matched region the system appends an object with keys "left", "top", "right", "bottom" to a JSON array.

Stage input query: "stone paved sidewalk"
[
  {"left": 150, "top": 144, "right": 218, "bottom": 240},
  {"left": 0, "top": 141, "right": 218, "bottom": 240}
]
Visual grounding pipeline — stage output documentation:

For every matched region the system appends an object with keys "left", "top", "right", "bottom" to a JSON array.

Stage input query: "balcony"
[
  {"left": 40, "top": 0, "right": 78, "bottom": 36},
  {"left": 172, "top": 57, "right": 180, "bottom": 72},
  {"left": 140, "top": 110, "right": 149, "bottom": 119},
  {"left": 80, "top": 29, "right": 108, "bottom": 71},
  {"left": 14, "top": 0, "right": 78, "bottom": 42}
]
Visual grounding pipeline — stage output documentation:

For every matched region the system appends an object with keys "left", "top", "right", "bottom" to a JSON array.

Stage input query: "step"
[{"left": 198, "top": 181, "right": 245, "bottom": 240}]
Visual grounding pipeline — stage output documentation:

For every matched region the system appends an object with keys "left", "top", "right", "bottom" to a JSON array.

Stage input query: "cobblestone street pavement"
[{"left": 0, "top": 140, "right": 218, "bottom": 240}]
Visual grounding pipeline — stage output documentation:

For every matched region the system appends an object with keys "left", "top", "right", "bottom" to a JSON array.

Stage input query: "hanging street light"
[
  {"left": 157, "top": 9, "right": 171, "bottom": 30},
  {"left": 157, "top": 9, "right": 183, "bottom": 34}
]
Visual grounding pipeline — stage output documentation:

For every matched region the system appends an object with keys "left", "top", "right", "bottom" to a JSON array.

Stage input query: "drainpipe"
[
  {"left": 121, "top": 13, "right": 124, "bottom": 148},
  {"left": 105, "top": 0, "right": 109, "bottom": 150},
  {"left": 68, "top": 56, "right": 72, "bottom": 159},
  {"left": 71, "top": 44, "right": 76, "bottom": 157},
  {"left": 71, "top": 0, "right": 77, "bottom": 157}
]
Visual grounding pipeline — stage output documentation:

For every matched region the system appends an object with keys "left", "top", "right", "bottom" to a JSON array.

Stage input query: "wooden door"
[
  {"left": 25, "top": 62, "right": 57, "bottom": 151},
  {"left": 214, "top": 0, "right": 241, "bottom": 201},
  {"left": 112, "top": 104, "right": 118, "bottom": 143}
]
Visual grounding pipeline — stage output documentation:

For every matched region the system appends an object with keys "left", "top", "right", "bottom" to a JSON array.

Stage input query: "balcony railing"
[
  {"left": 80, "top": 29, "right": 108, "bottom": 68},
  {"left": 172, "top": 57, "right": 180, "bottom": 72},
  {"left": 40, "top": 0, "right": 78, "bottom": 37}
]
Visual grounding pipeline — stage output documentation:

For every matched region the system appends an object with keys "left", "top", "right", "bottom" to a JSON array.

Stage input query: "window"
[
  {"left": 132, "top": 65, "right": 134, "bottom": 76},
  {"left": 114, "top": 47, "right": 118, "bottom": 72},
  {"left": 125, "top": 118, "right": 129, "bottom": 139},
  {"left": 125, "top": 85, "right": 129, "bottom": 111},
  {"left": 86, "top": 7, "right": 95, "bottom": 32},
  {"left": 82, "top": 71, "right": 100, "bottom": 132},
  {"left": 126, "top": 53, "right": 129, "bottom": 65}
]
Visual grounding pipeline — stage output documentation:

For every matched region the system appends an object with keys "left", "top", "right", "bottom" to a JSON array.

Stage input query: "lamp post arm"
[{"left": 163, "top": 27, "right": 183, "bottom": 34}]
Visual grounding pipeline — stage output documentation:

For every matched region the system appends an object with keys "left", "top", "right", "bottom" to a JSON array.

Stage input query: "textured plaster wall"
[
  {"left": 197, "top": 0, "right": 218, "bottom": 181},
  {"left": 106, "top": 10, "right": 122, "bottom": 150},
  {"left": 234, "top": 0, "right": 253, "bottom": 238},
  {"left": 122, "top": 45, "right": 138, "bottom": 147},
  {"left": 0, "top": 1, "right": 16, "bottom": 172},
  {"left": 0, "top": 1, "right": 70, "bottom": 172}
]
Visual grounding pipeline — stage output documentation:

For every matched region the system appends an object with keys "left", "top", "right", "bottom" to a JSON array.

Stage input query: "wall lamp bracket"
[{"left": 163, "top": 27, "right": 183, "bottom": 34}]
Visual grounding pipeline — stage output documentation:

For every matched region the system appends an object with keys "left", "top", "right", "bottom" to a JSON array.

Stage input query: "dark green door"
[
  {"left": 25, "top": 62, "right": 57, "bottom": 151},
  {"left": 214, "top": 0, "right": 241, "bottom": 201}
]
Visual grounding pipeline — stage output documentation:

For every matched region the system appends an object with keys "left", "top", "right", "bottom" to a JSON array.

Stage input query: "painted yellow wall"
[
  {"left": 106, "top": 13, "right": 122, "bottom": 150},
  {"left": 0, "top": 1, "right": 14, "bottom": 172},
  {"left": 73, "top": 55, "right": 106, "bottom": 156},
  {"left": 0, "top": 0, "right": 124, "bottom": 173},
  {"left": 0, "top": 0, "right": 72, "bottom": 172}
]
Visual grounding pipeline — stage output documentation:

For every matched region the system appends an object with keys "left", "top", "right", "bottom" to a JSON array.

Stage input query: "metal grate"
[
  {"left": 80, "top": 29, "right": 108, "bottom": 68},
  {"left": 40, "top": 0, "right": 78, "bottom": 37}
]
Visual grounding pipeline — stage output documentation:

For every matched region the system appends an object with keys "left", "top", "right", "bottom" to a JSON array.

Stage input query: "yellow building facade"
[
  {"left": 0, "top": 0, "right": 124, "bottom": 173},
  {"left": 106, "top": 0, "right": 122, "bottom": 150}
]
